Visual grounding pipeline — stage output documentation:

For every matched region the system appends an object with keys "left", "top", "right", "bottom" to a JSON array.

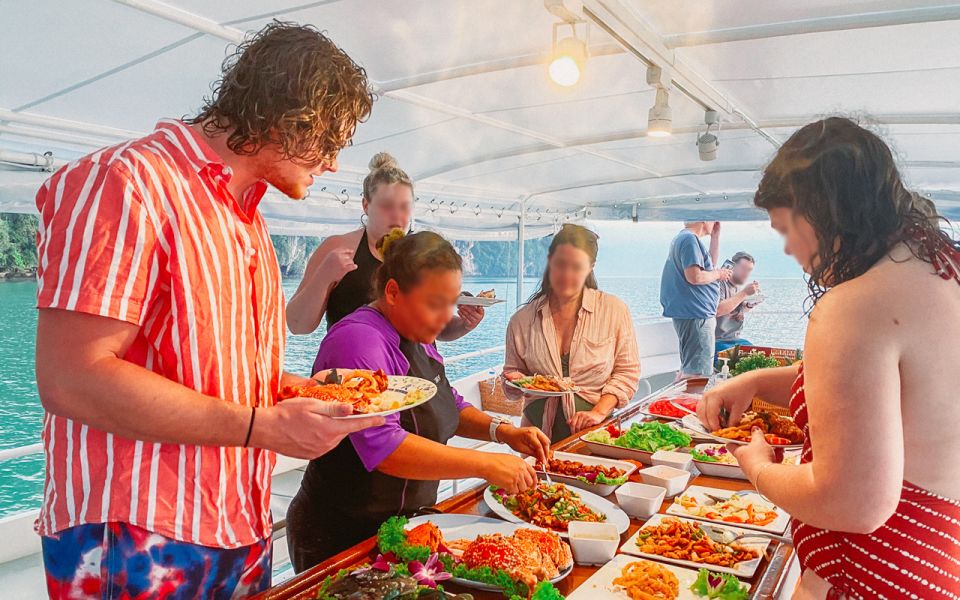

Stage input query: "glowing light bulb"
[
  {"left": 548, "top": 37, "right": 587, "bottom": 87},
  {"left": 549, "top": 55, "right": 581, "bottom": 86}
]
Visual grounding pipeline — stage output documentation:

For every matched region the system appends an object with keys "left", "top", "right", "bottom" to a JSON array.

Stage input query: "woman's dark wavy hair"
[
  {"left": 755, "top": 117, "right": 958, "bottom": 304},
  {"left": 186, "top": 21, "right": 375, "bottom": 166},
  {"left": 529, "top": 224, "right": 600, "bottom": 303},
  {"left": 375, "top": 229, "right": 462, "bottom": 296}
]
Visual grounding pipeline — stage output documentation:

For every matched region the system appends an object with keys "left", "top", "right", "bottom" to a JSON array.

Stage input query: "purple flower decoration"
[
  {"left": 370, "top": 552, "right": 398, "bottom": 572},
  {"left": 408, "top": 553, "right": 452, "bottom": 588}
]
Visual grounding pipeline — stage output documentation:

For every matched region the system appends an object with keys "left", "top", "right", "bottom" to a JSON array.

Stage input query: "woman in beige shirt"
[{"left": 504, "top": 224, "right": 641, "bottom": 442}]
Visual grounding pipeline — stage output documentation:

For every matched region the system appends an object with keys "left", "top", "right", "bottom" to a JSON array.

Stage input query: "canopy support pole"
[{"left": 516, "top": 197, "right": 527, "bottom": 306}]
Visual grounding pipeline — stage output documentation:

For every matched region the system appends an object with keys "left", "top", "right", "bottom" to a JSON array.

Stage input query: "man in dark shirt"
[{"left": 715, "top": 251, "right": 761, "bottom": 353}]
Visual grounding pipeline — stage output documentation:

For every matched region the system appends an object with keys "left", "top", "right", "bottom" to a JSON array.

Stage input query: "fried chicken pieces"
[{"left": 712, "top": 410, "right": 804, "bottom": 444}]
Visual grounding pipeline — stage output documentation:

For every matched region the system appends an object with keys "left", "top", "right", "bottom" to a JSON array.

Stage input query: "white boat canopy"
[{"left": 2, "top": 0, "right": 960, "bottom": 239}]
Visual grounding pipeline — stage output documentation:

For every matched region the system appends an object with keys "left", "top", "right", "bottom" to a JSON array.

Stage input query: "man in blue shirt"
[{"left": 660, "top": 221, "right": 732, "bottom": 378}]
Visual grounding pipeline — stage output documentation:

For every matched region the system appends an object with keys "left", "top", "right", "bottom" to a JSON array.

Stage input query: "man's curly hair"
[{"left": 187, "top": 21, "right": 375, "bottom": 165}]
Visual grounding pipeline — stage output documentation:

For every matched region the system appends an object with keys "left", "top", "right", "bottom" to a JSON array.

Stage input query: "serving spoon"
[{"left": 702, "top": 524, "right": 793, "bottom": 547}]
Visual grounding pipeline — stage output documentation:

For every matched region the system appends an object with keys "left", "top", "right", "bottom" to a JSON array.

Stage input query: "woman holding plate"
[
  {"left": 699, "top": 118, "right": 960, "bottom": 600},
  {"left": 286, "top": 152, "right": 484, "bottom": 337},
  {"left": 503, "top": 224, "right": 641, "bottom": 443},
  {"left": 286, "top": 229, "right": 551, "bottom": 571}
]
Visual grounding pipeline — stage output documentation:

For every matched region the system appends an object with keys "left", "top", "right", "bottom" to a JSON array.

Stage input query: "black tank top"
[
  {"left": 325, "top": 229, "right": 382, "bottom": 328},
  {"left": 300, "top": 336, "right": 462, "bottom": 529}
]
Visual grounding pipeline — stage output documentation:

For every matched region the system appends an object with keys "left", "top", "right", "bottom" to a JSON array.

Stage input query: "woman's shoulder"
[
  {"left": 326, "top": 307, "right": 393, "bottom": 340},
  {"left": 311, "top": 228, "right": 363, "bottom": 257},
  {"left": 508, "top": 299, "right": 541, "bottom": 325},
  {"left": 317, "top": 308, "right": 403, "bottom": 371},
  {"left": 593, "top": 289, "right": 631, "bottom": 314}
]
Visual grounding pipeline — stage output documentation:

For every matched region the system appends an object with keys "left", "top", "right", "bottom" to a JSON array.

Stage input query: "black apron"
[
  {"left": 325, "top": 228, "right": 381, "bottom": 328},
  {"left": 286, "top": 338, "right": 462, "bottom": 573}
]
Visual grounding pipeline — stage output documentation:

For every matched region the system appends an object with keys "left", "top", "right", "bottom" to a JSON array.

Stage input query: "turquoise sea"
[{"left": 0, "top": 276, "right": 809, "bottom": 518}]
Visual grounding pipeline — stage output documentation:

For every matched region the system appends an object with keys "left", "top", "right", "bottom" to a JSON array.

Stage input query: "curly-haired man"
[{"left": 34, "top": 22, "right": 381, "bottom": 598}]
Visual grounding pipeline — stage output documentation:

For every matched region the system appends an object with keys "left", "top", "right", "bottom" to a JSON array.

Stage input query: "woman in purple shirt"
[{"left": 285, "top": 229, "right": 552, "bottom": 571}]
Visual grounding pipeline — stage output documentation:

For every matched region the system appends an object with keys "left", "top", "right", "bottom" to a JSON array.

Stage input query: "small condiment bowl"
[
  {"left": 651, "top": 450, "right": 694, "bottom": 472},
  {"left": 638, "top": 465, "right": 692, "bottom": 497},
  {"left": 566, "top": 521, "right": 620, "bottom": 566},
  {"left": 615, "top": 482, "right": 666, "bottom": 519}
]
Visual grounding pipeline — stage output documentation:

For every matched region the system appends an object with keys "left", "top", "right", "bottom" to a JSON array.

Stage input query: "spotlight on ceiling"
[
  {"left": 549, "top": 34, "right": 588, "bottom": 87},
  {"left": 696, "top": 109, "right": 720, "bottom": 161},
  {"left": 646, "top": 66, "right": 672, "bottom": 137},
  {"left": 647, "top": 88, "right": 672, "bottom": 137}
]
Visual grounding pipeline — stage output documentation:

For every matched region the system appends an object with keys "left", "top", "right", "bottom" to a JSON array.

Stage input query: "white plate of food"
[
  {"left": 681, "top": 412, "right": 804, "bottom": 449},
  {"left": 503, "top": 373, "right": 580, "bottom": 397},
  {"left": 580, "top": 417, "right": 693, "bottom": 465},
  {"left": 666, "top": 485, "right": 791, "bottom": 534},
  {"left": 691, "top": 443, "right": 800, "bottom": 480},
  {"left": 457, "top": 290, "right": 504, "bottom": 307},
  {"left": 484, "top": 482, "right": 630, "bottom": 538},
  {"left": 404, "top": 514, "right": 573, "bottom": 592},
  {"left": 639, "top": 393, "right": 701, "bottom": 422},
  {"left": 525, "top": 451, "right": 637, "bottom": 497},
  {"left": 620, "top": 514, "right": 770, "bottom": 579},
  {"left": 567, "top": 555, "right": 707, "bottom": 600},
  {"left": 281, "top": 369, "right": 437, "bottom": 419},
  {"left": 689, "top": 443, "right": 748, "bottom": 479}
]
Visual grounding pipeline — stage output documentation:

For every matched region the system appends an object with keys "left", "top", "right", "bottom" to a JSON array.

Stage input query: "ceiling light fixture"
[
  {"left": 646, "top": 66, "right": 672, "bottom": 137},
  {"left": 696, "top": 110, "right": 720, "bottom": 161},
  {"left": 549, "top": 23, "right": 588, "bottom": 87}
]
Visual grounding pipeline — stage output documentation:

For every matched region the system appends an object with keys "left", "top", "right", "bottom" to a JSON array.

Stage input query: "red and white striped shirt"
[{"left": 35, "top": 119, "right": 285, "bottom": 548}]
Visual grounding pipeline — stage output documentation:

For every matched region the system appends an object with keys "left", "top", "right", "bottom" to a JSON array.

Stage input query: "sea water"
[{"left": 0, "top": 276, "right": 809, "bottom": 517}]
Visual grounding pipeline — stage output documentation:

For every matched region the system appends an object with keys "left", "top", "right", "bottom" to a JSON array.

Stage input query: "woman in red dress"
[{"left": 699, "top": 117, "right": 960, "bottom": 599}]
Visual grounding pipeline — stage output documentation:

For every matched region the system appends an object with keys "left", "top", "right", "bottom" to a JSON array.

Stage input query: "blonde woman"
[
  {"left": 286, "top": 152, "right": 484, "bottom": 337},
  {"left": 504, "top": 224, "right": 641, "bottom": 442}
]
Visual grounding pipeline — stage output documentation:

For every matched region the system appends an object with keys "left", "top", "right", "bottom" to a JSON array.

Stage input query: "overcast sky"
[{"left": 588, "top": 220, "right": 807, "bottom": 280}]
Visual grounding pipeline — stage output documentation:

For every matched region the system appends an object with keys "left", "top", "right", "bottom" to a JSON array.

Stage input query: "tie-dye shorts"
[{"left": 41, "top": 521, "right": 271, "bottom": 599}]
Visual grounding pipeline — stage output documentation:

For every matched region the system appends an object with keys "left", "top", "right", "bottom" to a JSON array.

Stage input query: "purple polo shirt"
[{"left": 313, "top": 306, "right": 470, "bottom": 471}]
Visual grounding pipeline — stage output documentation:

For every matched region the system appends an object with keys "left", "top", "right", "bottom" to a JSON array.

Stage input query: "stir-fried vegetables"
[{"left": 492, "top": 483, "right": 606, "bottom": 531}]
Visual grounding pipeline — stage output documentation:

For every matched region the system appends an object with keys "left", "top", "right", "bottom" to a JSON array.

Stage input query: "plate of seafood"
[{"left": 279, "top": 368, "right": 437, "bottom": 419}]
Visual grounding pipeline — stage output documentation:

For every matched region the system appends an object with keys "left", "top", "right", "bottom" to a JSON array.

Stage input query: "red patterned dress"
[{"left": 789, "top": 365, "right": 960, "bottom": 599}]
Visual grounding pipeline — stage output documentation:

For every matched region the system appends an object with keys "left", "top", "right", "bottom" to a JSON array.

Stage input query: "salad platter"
[
  {"left": 526, "top": 451, "right": 636, "bottom": 496},
  {"left": 581, "top": 418, "right": 693, "bottom": 464},
  {"left": 689, "top": 444, "right": 747, "bottom": 480},
  {"left": 484, "top": 482, "right": 630, "bottom": 538}
]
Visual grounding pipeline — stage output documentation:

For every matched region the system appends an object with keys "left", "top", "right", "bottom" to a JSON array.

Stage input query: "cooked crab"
[{"left": 460, "top": 530, "right": 572, "bottom": 591}]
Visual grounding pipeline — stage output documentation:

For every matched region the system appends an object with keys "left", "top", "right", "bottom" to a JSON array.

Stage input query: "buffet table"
[{"left": 254, "top": 385, "right": 796, "bottom": 600}]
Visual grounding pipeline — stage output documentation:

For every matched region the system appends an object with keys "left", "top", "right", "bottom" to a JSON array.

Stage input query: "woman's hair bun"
[
  {"left": 377, "top": 227, "right": 406, "bottom": 258},
  {"left": 369, "top": 152, "right": 399, "bottom": 171}
]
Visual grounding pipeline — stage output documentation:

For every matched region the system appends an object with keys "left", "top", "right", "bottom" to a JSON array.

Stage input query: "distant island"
[
  {"left": 0, "top": 213, "right": 550, "bottom": 282},
  {"left": 0, "top": 214, "right": 37, "bottom": 280},
  {"left": 271, "top": 234, "right": 550, "bottom": 279}
]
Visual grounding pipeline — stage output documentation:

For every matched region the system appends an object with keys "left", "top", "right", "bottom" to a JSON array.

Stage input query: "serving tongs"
[
  {"left": 702, "top": 524, "right": 793, "bottom": 547},
  {"left": 669, "top": 398, "right": 730, "bottom": 428}
]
